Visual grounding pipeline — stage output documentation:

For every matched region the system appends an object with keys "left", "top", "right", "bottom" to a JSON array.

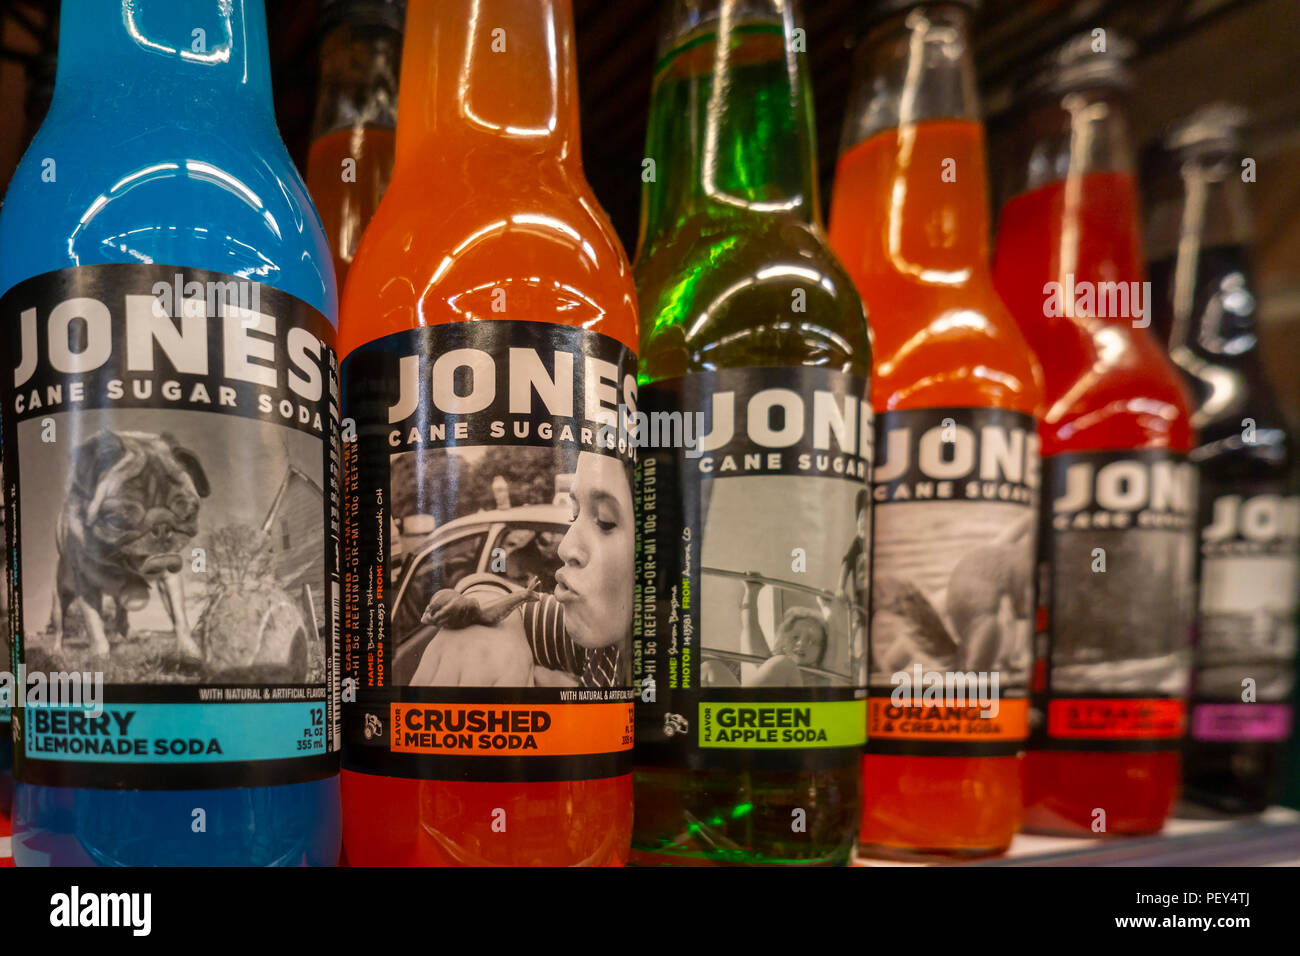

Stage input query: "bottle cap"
[
  {"left": 1026, "top": 30, "right": 1135, "bottom": 99},
  {"left": 862, "top": 0, "right": 979, "bottom": 32},
  {"left": 1163, "top": 102, "right": 1248, "bottom": 155},
  {"left": 320, "top": 0, "right": 406, "bottom": 34}
]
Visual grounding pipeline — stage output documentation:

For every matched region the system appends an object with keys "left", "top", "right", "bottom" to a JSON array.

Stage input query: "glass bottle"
[
  {"left": 0, "top": 447, "right": 9, "bottom": 842},
  {"left": 306, "top": 0, "right": 403, "bottom": 290},
  {"left": 338, "top": 0, "right": 638, "bottom": 866},
  {"left": 0, "top": 0, "right": 340, "bottom": 866},
  {"left": 992, "top": 33, "right": 1195, "bottom": 837},
  {"left": 1145, "top": 104, "right": 1297, "bottom": 815},
  {"left": 634, "top": 0, "right": 871, "bottom": 866},
  {"left": 829, "top": 0, "right": 1042, "bottom": 858}
]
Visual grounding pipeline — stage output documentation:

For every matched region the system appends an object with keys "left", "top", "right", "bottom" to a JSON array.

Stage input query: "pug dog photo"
[{"left": 49, "top": 430, "right": 210, "bottom": 661}]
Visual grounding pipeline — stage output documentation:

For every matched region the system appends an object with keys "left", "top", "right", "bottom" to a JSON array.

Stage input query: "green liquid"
[{"left": 632, "top": 19, "right": 870, "bottom": 866}]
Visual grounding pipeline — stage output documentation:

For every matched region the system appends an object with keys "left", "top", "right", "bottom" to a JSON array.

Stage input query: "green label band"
[{"left": 698, "top": 700, "right": 866, "bottom": 749}]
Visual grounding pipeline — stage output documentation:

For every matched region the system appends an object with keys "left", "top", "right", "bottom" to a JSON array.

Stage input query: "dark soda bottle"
[
  {"left": 632, "top": 0, "right": 871, "bottom": 866},
  {"left": 1145, "top": 104, "right": 1297, "bottom": 814},
  {"left": 0, "top": 448, "right": 9, "bottom": 844},
  {"left": 992, "top": 34, "right": 1195, "bottom": 836},
  {"left": 306, "top": 0, "right": 403, "bottom": 290}
]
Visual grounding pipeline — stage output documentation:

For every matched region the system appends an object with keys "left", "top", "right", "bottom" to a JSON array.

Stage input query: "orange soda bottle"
[
  {"left": 828, "top": 0, "right": 1043, "bottom": 857},
  {"left": 338, "top": 0, "right": 637, "bottom": 866}
]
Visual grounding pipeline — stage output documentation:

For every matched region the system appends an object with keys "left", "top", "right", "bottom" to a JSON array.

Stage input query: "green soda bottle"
[{"left": 632, "top": 0, "right": 872, "bottom": 865}]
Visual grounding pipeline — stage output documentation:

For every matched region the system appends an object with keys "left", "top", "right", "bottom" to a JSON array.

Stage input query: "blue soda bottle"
[{"left": 0, "top": 0, "right": 341, "bottom": 865}]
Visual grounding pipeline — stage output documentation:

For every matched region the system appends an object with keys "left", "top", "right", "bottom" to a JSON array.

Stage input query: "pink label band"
[{"left": 1191, "top": 703, "right": 1292, "bottom": 742}]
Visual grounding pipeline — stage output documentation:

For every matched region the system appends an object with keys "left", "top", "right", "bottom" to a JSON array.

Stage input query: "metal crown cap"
[
  {"left": 320, "top": 0, "right": 406, "bottom": 34},
  {"left": 863, "top": 0, "right": 980, "bottom": 32},
  {"left": 1163, "top": 102, "right": 1249, "bottom": 155},
  {"left": 1026, "top": 30, "right": 1136, "bottom": 100}
]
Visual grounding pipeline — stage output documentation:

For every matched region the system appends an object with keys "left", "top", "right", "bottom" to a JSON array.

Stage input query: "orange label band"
[
  {"left": 1047, "top": 699, "right": 1186, "bottom": 739},
  {"left": 390, "top": 703, "right": 634, "bottom": 756},
  {"left": 868, "top": 697, "right": 1029, "bottom": 741}
]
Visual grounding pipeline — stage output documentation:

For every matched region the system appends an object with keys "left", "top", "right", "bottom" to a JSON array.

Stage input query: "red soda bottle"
[{"left": 992, "top": 35, "right": 1196, "bottom": 836}]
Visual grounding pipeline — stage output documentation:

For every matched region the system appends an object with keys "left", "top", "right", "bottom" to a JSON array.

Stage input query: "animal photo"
[
  {"left": 18, "top": 409, "right": 328, "bottom": 685},
  {"left": 870, "top": 502, "right": 1035, "bottom": 686}
]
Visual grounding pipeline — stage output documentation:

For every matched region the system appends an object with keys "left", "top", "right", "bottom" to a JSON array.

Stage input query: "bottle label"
[
  {"left": 634, "top": 368, "right": 871, "bottom": 773},
  {"left": 866, "top": 408, "right": 1038, "bottom": 757},
  {"left": 1189, "top": 485, "right": 1298, "bottom": 742},
  {"left": 1031, "top": 450, "right": 1196, "bottom": 750},
  {"left": 1, "top": 452, "right": 8, "bottom": 728},
  {"left": 340, "top": 322, "right": 636, "bottom": 782},
  {"left": 0, "top": 265, "right": 341, "bottom": 788}
]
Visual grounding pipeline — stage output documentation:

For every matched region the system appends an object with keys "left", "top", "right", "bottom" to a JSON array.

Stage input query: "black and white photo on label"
[
  {"left": 390, "top": 444, "right": 633, "bottom": 690},
  {"left": 1048, "top": 528, "right": 1193, "bottom": 695},
  {"left": 18, "top": 409, "right": 328, "bottom": 685},
  {"left": 698, "top": 475, "right": 867, "bottom": 689},
  {"left": 870, "top": 501, "right": 1034, "bottom": 686},
  {"left": 1196, "top": 554, "right": 1298, "bottom": 700},
  {"left": 0, "top": 455, "right": 8, "bottom": 678}
]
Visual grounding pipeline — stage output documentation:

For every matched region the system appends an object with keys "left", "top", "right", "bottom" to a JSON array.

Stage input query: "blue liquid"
[{"left": 0, "top": 1, "right": 339, "bottom": 866}]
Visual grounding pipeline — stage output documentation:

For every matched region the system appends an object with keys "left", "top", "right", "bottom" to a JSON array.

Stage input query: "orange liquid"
[
  {"left": 306, "top": 126, "right": 396, "bottom": 292},
  {"left": 338, "top": 0, "right": 635, "bottom": 866},
  {"left": 828, "top": 119, "right": 1041, "bottom": 856}
]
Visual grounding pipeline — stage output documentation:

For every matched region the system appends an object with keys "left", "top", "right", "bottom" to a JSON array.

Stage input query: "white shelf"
[{"left": 855, "top": 806, "right": 1300, "bottom": 866}]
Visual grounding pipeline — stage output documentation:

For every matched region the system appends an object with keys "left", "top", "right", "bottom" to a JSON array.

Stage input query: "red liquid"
[{"left": 993, "top": 170, "right": 1192, "bottom": 836}]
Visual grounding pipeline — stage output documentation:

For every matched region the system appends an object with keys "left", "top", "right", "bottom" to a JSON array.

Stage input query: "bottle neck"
[
  {"left": 835, "top": 3, "right": 991, "bottom": 281},
  {"left": 638, "top": 0, "right": 821, "bottom": 252},
  {"left": 312, "top": 14, "right": 403, "bottom": 140},
  {"left": 52, "top": 0, "right": 274, "bottom": 118},
  {"left": 1003, "top": 85, "right": 1135, "bottom": 203},
  {"left": 1148, "top": 145, "right": 1254, "bottom": 261},
  {"left": 840, "top": 3, "right": 981, "bottom": 149},
  {"left": 394, "top": 0, "right": 581, "bottom": 171},
  {"left": 998, "top": 83, "right": 1145, "bottom": 329},
  {"left": 1159, "top": 146, "right": 1260, "bottom": 358}
]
